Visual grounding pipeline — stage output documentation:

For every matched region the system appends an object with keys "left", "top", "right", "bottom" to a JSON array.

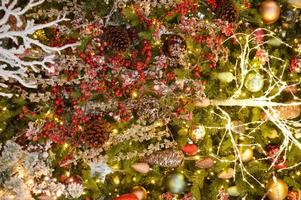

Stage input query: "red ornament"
[
  {"left": 181, "top": 144, "right": 198, "bottom": 156},
  {"left": 290, "top": 56, "right": 301, "bottom": 73},
  {"left": 253, "top": 29, "right": 265, "bottom": 44},
  {"left": 266, "top": 145, "right": 287, "bottom": 169},
  {"left": 114, "top": 194, "right": 138, "bottom": 200},
  {"left": 287, "top": 190, "right": 300, "bottom": 200}
]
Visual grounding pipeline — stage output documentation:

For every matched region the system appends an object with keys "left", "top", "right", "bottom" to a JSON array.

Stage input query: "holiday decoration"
[
  {"left": 181, "top": 144, "right": 198, "bottom": 156},
  {"left": 239, "top": 146, "right": 254, "bottom": 162},
  {"left": 287, "top": 190, "right": 301, "bottom": 200},
  {"left": 266, "top": 145, "right": 287, "bottom": 170},
  {"left": 244, "top": 72, "right": 264, "bottom": 93},
  {"left": 266, "top": 178, "right": 288, "bottom": 200},
  {"left": 288, "top": 0, "right": 301, "bottom": 8},
  {"left": 261, "top": 104, "right": 301, "bottom": 121},
  {"left": 290, "top": 56, "right": 301, "bottom": 73},
  {"left": 144, "top": 149, "right": 184, "bottom": 168},
  {"left": 131, "top": 163, "right": 151, "bottom": 174},
  {"left": 82, "top": 119, "right": 110, "bottom": 148},
  {"left": 281, "top": 10, "right": 298, "bottom": 29},
  {"left": 114, "top": 194, "right": 139, "bottom": 200},
  {"left": 163, "top": 34, "right": 187, "bottom": 58},
  {"left": 166, "top": 173, "right": 186, "bottom": 194},
  {"left": 132, "top": 186, "right": 147, "bottom": 200},
  {"left": 215, "top": 72, "right": 235, "bottom": 83},
  {"left": 2, "top": 0, "right": 301, "bottom": 199},
  {"left": 217, "top": 0, "right": 239, "bottom": 23},
  {"left": 195, "top": 157, "right": 215, "bottom": 169},
  {"left": 227, "top": 186, "right": 240, "bottom": 197},
  {"left": 218, "top": 168, "right": 235, "bottom": 179},
  {"left": 259, "top": 0, "right": 281, "bottom": 24},
  {"left": 188, "top": 124, "right": 206, "bottom": 142},
  {"left": 104, "top": 26, "right": 131, "bottom": 52},
  {"left": 0, "top": 0, "right": 77, "bottom": 97}
]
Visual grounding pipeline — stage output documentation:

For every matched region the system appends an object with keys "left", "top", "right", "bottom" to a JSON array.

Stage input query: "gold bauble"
[
  {"left": 288, "top": 0, "right": 301, "bottom": 8},
  {"left": 266, "top": 178, "right": 288, "bottom": 200},
  {"left": 132, "top": 186, "right": 147, "bottom": 200},
  {"left": 218, "top": 168, "right": 235, "bottom": 179},
  {"left": 239, "top": 147, "right": 254, "bottom": 162},
  {"left": 259, "top": 0, "right": 281, "bottom": 24},
  {"left": 178, "top": 128, "right": 189, "bottom": 136}
]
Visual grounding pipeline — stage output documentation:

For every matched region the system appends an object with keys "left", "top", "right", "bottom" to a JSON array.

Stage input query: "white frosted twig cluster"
[
  {"left": 200, "top": 28, "right": 301, "bottom": 187},
  {"left": 0, "top": 0, "right": 78, "bottom": 97}
]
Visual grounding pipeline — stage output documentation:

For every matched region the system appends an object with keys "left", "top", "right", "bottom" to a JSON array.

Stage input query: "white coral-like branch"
[
  {"left": 0, "top": 0, "right": 79, "bottom": 97},
  {"left": 198, "top": 28, "right": 301, "bottom": 188}
]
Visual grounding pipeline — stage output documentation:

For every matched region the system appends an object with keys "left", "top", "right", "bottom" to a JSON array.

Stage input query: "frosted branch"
[{"left": 0, "top": 0, "right": 79, "bottom": 97}]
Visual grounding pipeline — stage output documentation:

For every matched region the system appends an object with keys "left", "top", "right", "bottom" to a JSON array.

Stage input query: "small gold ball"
[
  {"left": 260, "top": 0, "right": 281, "bottom": 24},
  {"left": 266, "top": 178, "right": 288, "bottom": 200},
  {"left": 239, "top": 147, "right": 254, "bottom": 162}
]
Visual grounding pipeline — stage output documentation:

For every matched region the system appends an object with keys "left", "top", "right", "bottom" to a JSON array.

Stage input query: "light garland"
[{"left": 198, "top": 28, "right": 301, "bottom": 188}]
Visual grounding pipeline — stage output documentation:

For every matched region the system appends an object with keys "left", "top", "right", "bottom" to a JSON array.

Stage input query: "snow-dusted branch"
[
  {"left": 0, "top": 0, "right": 79, "bottom": 97},
  {"left": 198, "top": 28, "right": 301, "bottom": 186}
]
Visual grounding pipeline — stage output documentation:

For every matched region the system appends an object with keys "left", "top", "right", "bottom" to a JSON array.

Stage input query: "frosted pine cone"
[{"left": 143, "top": 149, "right": 184, "bottom": 167}]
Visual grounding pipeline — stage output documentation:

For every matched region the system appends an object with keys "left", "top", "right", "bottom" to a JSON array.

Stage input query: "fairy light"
[
  {"left": 113, "top": 176, "right": 120, "bottom": 185},
  {"left": 199, "top": 28, "right": 301, "bottom": 188},
  {"left": 63, "top": 143, "right": 69, "bottom": 149}
]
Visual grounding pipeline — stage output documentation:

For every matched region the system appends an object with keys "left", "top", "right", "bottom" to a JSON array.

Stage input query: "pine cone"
[
  {"left": 217, "top": 0, "right": 238, "bottom": 23},
  {"left": 143, "top": 149, "right": 184, "bottom": 168},
  {"left": 104, "top": 26, "right": 131, "bottom": 52},
  {"left": 82, "top": 119, "right": 110, "bottom": 148}
]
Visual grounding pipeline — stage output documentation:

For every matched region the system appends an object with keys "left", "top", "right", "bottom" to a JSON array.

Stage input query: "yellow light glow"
[{"left": 66, "top": 171, "right": 70, "bottom": 177}]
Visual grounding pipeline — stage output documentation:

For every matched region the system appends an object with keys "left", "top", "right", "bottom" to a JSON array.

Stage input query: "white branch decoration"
[
  {"left": 0, "top": 0, "right": 79, "bottom": 97},
  {"left": 197, "top": 28, "right": 301, "bottom": 187}
]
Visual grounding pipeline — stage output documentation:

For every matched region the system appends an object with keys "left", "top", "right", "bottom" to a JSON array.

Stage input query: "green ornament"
[
  {"left": 244, "top": 72, "right": 264, "bottom": 93},
  {"left": 215, "top": 72, "right": 235, "bottom": 83},
  {"left": 167, "top": 173, "right": 186, "bottom": 194},
  {"left": 227, "top": 186, "right": 240, "bottom": 196}
]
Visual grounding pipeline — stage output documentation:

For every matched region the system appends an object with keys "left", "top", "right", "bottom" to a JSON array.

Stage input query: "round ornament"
[
  {"left": 163, "top": 35, "right": 186, "bottom": 58},
  {"left": 218, "top": 168, "right": 235, "bottom": 179},
  {"left": 114, "top": 194, "right": 138, "bottom": 200},
  {"left": 239, "top": 147, "right": 254, "bottom": 162},
  {"left": 181, "top": 144, "right": 198, "bottom": 156},
  {"left": 287, "top": 190, "right": 301, "bottom": 200},
  {"left": 195, "top": 157, "right": 215, "bottom": 169},
  {"left": 290, "top": 56, "right": 301, "bottom": 73},
  {"left": 132, "top": 186, "right": 147, "bottom": 200},
  {"left": 131, "top": 163, "right": 151, "bottom": 174},
  {"left": 266, "top": 178, "right": 288, "bottom": 200},
  {"left": 166, "top": 173, "right": 186, "bottom": 194},
  {"left": 244, "top": 72, "right": 264, "bottom": 93},
  {"left": 259, "top": 0, "right": 281, "bottom": 24},
  {"left": 178, "top": 128, "right": 188, "bottom": 136},
  {"left": 189, "top": 124, "right": 206, "bottom": 142},
  {"left": 227, "top": 186, "right": 240, "bottom": 197},
  {"left": 288, "top": 0, "right": 301, "bottom": 8},
  {"left": 281, "top": 10, "right": 298, "bottom": 29}
]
